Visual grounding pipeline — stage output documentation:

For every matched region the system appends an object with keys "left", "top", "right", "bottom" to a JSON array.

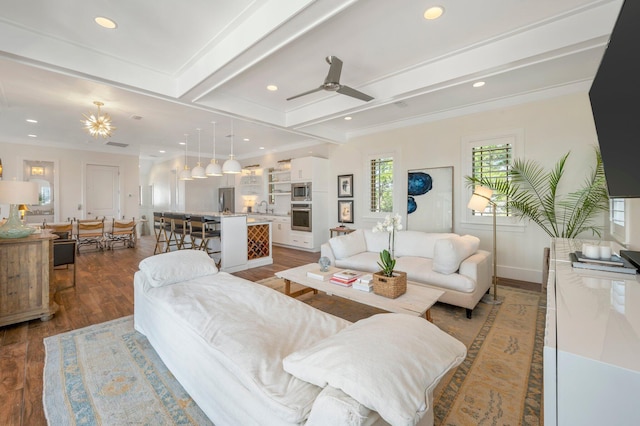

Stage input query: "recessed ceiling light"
[
  {"left": 26, "top": 119, "right": 38, "bottom": 123},
  {"left": 179, "top": 142, "right": 185, "bottom": 145},
  {"left": 28, "top": 134, "right": 37, "bottom": 138},
  {"left": 259, "top": 147, "right": 265, "bottom": 150},
  {"left": 243, "top": 138, "right": 250, "bottom": 141},
  {"left": 344, "top": 116, "right": 352, "bottom": 120},
  {"left": 473, "top": 81, "right": 486, "bottom": 88},
  {"left": 95, "top": 16, "right": 117, "bottom": 29},
  {"left": 159, "top": 150, "right": 166, "bottom": 153},
  {"left": 424, "top": 6, "right": 444, "bottom": 20},
  {"left": 267, "top": 85, "right": 278, "bottom": 91}
]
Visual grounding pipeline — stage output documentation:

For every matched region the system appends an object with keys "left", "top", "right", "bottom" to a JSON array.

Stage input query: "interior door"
[{"left": 85, "top": 164, "right": 119, "bottom": 219}]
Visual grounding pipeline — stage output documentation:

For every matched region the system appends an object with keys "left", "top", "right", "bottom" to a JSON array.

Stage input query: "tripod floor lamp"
[{"left": 467, "top": 185, "right": 502, "bottom": 305}]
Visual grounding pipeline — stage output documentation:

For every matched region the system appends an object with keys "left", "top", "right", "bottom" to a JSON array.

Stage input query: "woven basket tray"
[{"left": 372, "top": 270, "right": 407, "bottom": 299}]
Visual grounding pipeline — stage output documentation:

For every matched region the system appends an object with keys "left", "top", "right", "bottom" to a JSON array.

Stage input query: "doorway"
[{"left": 85, "top": 164, "right": 120, "bottom": 219}]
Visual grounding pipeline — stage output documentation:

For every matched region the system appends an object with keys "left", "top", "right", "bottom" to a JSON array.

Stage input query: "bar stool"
[
  {"left": 190, "top": 215, "right": 221, "bottom": 266},
  {"left": 164, "top": 213, "right": 191, "bottom": 250},
  {"left": 152, "top": 212, "right": 169, "bottom": 254}
]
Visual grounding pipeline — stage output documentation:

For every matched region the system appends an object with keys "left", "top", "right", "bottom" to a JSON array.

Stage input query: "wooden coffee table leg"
[
  {"left": 425, "top": 309, "right": 432, "bottom": 322},
  {"left": 284, "top": 279, "right": 291, "bottom": 296}
]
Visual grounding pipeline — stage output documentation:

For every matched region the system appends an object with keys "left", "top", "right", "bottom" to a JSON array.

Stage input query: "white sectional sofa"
[
  {"left": 320, "top": 229, "right": 492, "bottom": 318},
  {"left": 134, "top": 250, "right": 467, "bottom": 425}
]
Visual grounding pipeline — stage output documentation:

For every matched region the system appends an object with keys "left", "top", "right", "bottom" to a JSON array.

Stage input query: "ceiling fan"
[{"left": 286, "top": 56, "right": 374, "bottom": 102}]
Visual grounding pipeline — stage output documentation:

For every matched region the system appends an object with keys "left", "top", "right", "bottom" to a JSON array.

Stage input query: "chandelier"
[{"left": 82, "top": 101, "right": 115, "bottom": 138}]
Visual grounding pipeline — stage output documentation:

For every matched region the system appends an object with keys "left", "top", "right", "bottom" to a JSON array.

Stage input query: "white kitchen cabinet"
[
  {"left": 272, "top": 216, "right": 291, "bottom": 245},
  {"left": 290, "top": 157, "right": 328, "bottom": 190},
  {"left": 289, "top": 230, "right": 313, "bottom": 249}
]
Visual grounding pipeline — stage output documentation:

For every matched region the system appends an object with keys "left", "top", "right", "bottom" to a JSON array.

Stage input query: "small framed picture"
[
  {"left": 338, "top": 200, "right": 354, "bottom": 224},
  {"left": 338, "top": 174, "right": 353, "bottom": 198}
]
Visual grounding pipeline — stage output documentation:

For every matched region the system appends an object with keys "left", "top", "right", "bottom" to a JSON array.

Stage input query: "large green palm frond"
[{"left": 465, "top": 148, "right": 607, "bottom": 238}]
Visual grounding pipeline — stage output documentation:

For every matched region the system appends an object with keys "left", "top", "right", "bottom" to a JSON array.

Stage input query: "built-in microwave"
[{"left": 291, "top": 182, "right": 312, "bottom": 201}]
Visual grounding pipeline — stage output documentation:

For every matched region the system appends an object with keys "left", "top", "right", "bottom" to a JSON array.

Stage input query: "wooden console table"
[
  {"left": 0, "top": 234, "right": 58, "bottom": 327},
  {"left": 330, "top": 226, "right": 355, "bottom": 238}
]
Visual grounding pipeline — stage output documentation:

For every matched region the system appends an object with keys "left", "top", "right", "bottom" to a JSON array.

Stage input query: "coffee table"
[{"left": 275, "top": 263, "right": 444, "bottom": 321}]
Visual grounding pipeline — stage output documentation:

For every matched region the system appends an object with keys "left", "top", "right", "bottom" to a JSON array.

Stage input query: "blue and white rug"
[{"left": 43, "top": 316, "right": 213, "bottom": 425}]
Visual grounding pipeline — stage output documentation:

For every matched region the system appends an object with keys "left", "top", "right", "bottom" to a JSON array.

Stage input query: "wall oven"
[
  {"left": 291, "top": 182, "right": 312, "bottom": 201},
  {"left": 291, "top": 203, "right": 312, "bottom": 232}
]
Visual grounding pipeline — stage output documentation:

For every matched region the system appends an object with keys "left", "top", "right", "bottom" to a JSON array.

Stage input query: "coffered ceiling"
[{"left": 0, "top": 0, "right": 623, "bottom": 161}]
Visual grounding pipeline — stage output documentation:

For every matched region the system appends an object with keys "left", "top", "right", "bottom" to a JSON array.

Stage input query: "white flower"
[{"left": 372, "top": 213, "right": 402, "bottom": 258}]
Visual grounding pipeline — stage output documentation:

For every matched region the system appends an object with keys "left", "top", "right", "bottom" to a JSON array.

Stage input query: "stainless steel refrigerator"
[{"left": 218, "top": 187, "right": 235, "bottom": 213}]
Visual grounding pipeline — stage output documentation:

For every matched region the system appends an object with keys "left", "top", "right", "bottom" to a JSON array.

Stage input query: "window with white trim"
[
  {"left": 462, "top": 129, "right": 523, "bottom": 224},
  {"left": 610, "top": 198, "right": 626, "bottom": 243},
  {"left": 369, "top": 156, "right": 394, "bottom": 213},
  {"left": 470, "top": 144, "right": 512, "bottom": 217}
]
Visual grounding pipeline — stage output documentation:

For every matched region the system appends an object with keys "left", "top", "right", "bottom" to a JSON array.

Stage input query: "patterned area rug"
[
  {"left": 258, "top": 277, "right": 545, "bottom": 426},
  {"left": 43, "top": 279, "right": 544, "bottom": 425},
  {"left": 43, "top": 316, "right": 213, "bottom": 425}
]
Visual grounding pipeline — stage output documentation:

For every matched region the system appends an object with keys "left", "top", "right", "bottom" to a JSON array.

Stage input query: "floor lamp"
[{"left": 467, "top": 185, "right": 502, "bottom": 304}]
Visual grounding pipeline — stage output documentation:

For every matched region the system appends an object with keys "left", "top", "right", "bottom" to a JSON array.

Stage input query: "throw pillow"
[
  {"left": 138, "top": 249, "right": 218, "bottom": 287},
  {"left": 432, "top": 234, "right": 480, "bottom": 274},
  {"left": 329, "top": 229, "right": 367, "bottom": 260},
  {"left": 283, "top": 313, "right": 467, "bottom": 426}
]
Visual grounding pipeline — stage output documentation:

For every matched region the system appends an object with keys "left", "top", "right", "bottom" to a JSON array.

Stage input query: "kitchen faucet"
[{"left": 259, "top": 200, "right": 268, "bottom": 213}]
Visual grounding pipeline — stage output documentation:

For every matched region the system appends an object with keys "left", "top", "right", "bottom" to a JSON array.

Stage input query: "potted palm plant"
[
  {"left": 465, "top": 147, "right": 608, "bottom": 239},
  {"left": 465, "top": 147, "right": 609, "bottom": 284}
]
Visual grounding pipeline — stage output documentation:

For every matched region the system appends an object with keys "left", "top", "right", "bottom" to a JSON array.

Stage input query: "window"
[
  {"left": 462, "top": 129, "right": 522, "bottom": 225},
  {"left": 610, "top": 198, "right": 626, "bottom": 243},
  {"left": 370, "top": 156, "right": 393, "bottom": 213},
  {"left": 470, "top": 144, "right": 512, "bottom": 216}
]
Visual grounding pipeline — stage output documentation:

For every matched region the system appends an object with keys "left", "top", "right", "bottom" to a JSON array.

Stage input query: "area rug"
[
  {"left": 43, "top": 280, "right": 544, "bottom": 426},
  {"left": 258, "top": 277, "right": 545, "bottom": 426},
  {"left": 43, "top": 316, "right": 213, "bottom": 426}
]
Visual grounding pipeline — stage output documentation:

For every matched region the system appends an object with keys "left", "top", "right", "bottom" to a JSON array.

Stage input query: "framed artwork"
[
  {"left": 337, "top": 174, "right": 353, "bottom": 198},
  {"left": 338, "top": 200, "right": 354, "bottom": 224},
  {"left": 407, "top": 166, "right": 453, "bottom": 232}
]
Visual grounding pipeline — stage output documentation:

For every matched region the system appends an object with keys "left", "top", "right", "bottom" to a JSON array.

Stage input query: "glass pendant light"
[
  {"left": 222, "top": 120, "right": 242, "bottom": 174},
  {"left": 205, "top": 121, "right": 223, "bottom": 176},
  {"left": 191, "top": 128, "right": 207, "bottom": 178},
  {"left": 179, "top": 134, "right": 193, "bottom": 181}
]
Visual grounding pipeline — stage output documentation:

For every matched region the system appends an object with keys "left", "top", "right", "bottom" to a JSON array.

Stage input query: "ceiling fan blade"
[
  {"left": 286, "top": 86, "right": 324, "bottom": 101},
  {"left": 337, "top": 85, "right": 374, "bottom": 102},
  {"left": 325, "top": 56, "right": 343, "bottom": 85}
]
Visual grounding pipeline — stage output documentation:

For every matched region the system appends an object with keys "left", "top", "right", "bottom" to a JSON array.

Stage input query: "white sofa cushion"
[
  {"left": 395, "top": 257, "right": 476, "bottom": 292},
  {"left": 329, "top": 229, "right": 367, "bottom": 260},
  {"left": 363, "top": 229, "right": 390, "bottom": 253},
  {"left": 395, "top": 231, "right": 457, "bottom": 258},
  {"left": 138, "top": 250, "right": 218, "bottom": 287},
  {"left": 432, "top": 235, "right": 480, "bottom": 274},
  {"left": 283, "top": 313, "right": 467, "bottom": 426},
  {"left": 334, "top": 252, "right": 381, "bottom": 273}
]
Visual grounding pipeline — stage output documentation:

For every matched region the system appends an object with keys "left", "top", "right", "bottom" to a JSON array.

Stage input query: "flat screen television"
[{"left": 589, "top": 0, "right": 640, "bottom": 198}]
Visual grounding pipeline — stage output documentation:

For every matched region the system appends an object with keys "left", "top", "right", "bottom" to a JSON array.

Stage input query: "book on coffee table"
[
  {"left": 306, "top": 266, "right": 340, "bottom": 281},
  {"left": 332, "top": 270, "right": 362, "bottom": 280}
]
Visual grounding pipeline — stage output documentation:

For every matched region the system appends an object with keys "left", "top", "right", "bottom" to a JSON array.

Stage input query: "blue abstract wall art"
[
  {"left": 406, "top": 166, "right": 453, "bottom": 232},
  {"left": 407, "top": 172, "right": 433, "bottom": 214}
]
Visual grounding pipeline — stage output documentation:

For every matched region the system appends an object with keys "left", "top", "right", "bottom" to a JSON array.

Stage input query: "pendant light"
[
  {"left": 205, "top": 121, "right": 223, "bottom": 176},
  {"left": 191, "top": 128, "right": 206, "bottom": 178},
  {"left": 179, "top": 134, "right": 193, "bottom": 181},
  {"left": 222, "top": 119, "right": 242, "bottom": 174}
]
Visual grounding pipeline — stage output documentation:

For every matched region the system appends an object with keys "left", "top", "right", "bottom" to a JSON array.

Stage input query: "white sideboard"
[{"left": 544, "top": 238, "right": 640, "bottom": 426}]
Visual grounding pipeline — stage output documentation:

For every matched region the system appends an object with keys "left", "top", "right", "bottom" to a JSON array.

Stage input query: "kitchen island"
[{"left": 155, "top": 212, "right": 272, "bottom": 273}]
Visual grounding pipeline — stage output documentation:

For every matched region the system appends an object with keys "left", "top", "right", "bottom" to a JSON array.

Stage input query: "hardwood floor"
[
  {"left": 0, "top": 235, "right": 539, "bottom": 425},
  {"left": 0, "top": 236, "right": 318, "bottom": 426}
]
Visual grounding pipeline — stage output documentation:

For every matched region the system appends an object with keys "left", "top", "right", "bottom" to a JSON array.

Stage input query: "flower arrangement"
[{"left": 372, "top": 213, "right": 403, "bottom": 277}]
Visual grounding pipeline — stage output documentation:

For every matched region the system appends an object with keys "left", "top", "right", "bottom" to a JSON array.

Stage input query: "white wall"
[
  {"left": 0, "top": 142, "right": 139, "bottom": 222},
  {"left": 143, "top": 92, "right": 638, "bottom": 283},
  {"left": 326, "top": 92, "right": 606, "bottom": 284}
]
